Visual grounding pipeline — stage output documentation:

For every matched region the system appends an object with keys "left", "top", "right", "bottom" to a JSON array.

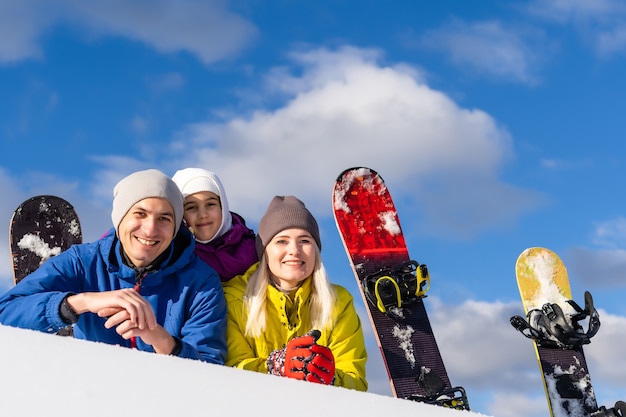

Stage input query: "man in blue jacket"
[{"left": 0, "top": 169, "right": 227, "bottom": 364}]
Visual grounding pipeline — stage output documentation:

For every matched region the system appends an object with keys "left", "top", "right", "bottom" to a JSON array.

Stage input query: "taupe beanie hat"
[
  {"left": 111, "top": 169, "right": 184, "bottom": 237},
  {"left": 255, "top": 195, "right": 321, "bottom": 258}
]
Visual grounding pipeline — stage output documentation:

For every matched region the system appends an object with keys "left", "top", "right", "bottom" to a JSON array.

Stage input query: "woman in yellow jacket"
[{"left": 223, "top": 195, "right": 367, "bottom": 391}]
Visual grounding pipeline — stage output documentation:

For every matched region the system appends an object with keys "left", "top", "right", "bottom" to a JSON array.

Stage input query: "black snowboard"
[
  {"left": 10, "top": 195, "right": 82, "bottom": 284},
  {"left": 10, "top": 195, "right": 82, "bottom": 337}
]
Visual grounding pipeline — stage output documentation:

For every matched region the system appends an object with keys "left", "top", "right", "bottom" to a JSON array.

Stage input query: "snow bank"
[{"left": 0, "top": 325, "right": 494, "bottom": 416}]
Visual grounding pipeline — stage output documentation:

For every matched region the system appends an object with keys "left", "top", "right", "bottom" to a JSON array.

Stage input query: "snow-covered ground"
[{"left": 0, "top": 324, "right": 494, "bottom": 416}]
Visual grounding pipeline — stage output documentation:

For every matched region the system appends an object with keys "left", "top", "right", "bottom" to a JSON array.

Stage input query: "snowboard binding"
[
  {"left": 510, "top": 291, "right": 600, "bottom": 349},
  {"left": 361, "top": 260, "right": 430, "bottom": 314},
  {"left": 406, "top": 386, "right": 470, "bottom": 411},
  {"left": 406, "top": 366, "right": 470, "bottom": 410},
  {"left": 592, "top": 400, "right": 626, "bottom": 417}
]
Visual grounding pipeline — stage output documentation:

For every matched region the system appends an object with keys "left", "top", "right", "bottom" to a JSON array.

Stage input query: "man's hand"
[
  {"left": 67, "top": 290, "right": 177, "bottom": 354},
  {"left": 68, "top": 289, "right": 157, "bottom": 330}
]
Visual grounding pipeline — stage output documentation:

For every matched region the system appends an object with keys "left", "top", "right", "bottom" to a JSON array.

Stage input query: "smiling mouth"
[{"left": 136, "top": 236, "right": 158, "bottom": 246}]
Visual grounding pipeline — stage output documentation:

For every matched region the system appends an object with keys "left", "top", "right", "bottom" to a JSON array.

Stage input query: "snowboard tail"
[{"left": 333, "top": 167, "right": 468, "bottom": 410}]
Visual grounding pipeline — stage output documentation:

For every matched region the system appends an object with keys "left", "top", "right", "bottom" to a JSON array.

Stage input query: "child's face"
[{"left": 182, "top": 191, "right": 222, "bottom": 241}]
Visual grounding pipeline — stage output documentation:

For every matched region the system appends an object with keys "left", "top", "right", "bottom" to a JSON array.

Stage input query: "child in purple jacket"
[{"left": 172, "top": 168, "right": 258, "bottom": 282}]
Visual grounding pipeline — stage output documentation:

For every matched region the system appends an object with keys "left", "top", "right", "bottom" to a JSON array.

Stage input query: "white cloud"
[
  {"left": 540, "top": 158, "right": 566, "bottom": 169},
  {"left": 525, "top": 0, "right": 626, "bottom": 23},
  {"left": 567, "top": 246, "right": 626, "bottom": 288},
  {"left": 596, "top": 26, "right": 626, "bottom": 55},
  {"left": 0, "top": 170, "right": 28, "bottom": 293},
  {"left": 525, "top": 0, "right": 626, "bottom": 55},
  {"left": 558, "top": 217, "right": 626, "bottom": 288},
  {"left": 488, "top": 392, "right": 550, "bottom": 417},
  {"left": 162, "top": 46, "right": 543, "bottom": 239},
  {"left": 430, "top": 298, "right": 542, "bottom": 391},
  {"left": 0, "top": 0, "right": 256, "bottom": 65},
  {"left": 585, "top": 311, "right": 626, "bottom": 386},
  {"left": 86, "top": 155, "right": 154, "bottom": 202},
  {"left": 0, "top": 1, "right": 52, "bottom": 63},
  {"left": 540, "top": 157, "right": 593, "bottom": 170},
  {"left": 147, "top": 72, "right": 185, "bottom": 93},
  {"left": 418, "top": 19, "right": 546, "bottom": 85},
  {"left": 130, "top": 116, "right": 149, "bottom": 134},
  {"left": 592, "top": 217, "right": 626, "bottom": 248}
]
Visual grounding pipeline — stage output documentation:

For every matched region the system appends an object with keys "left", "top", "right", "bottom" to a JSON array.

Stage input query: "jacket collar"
[{"left": 99, "top": 227, "right": 196, "bottom": 285}]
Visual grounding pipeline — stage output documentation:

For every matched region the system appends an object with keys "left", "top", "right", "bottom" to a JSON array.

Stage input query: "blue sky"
[{"left": 1, "top": 1, "right": 625, "bottom": 416}]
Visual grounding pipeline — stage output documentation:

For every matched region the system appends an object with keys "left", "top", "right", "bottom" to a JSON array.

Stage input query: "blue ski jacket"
[{"left": 0, "top": 228, "right": 227, "bottom": 364}]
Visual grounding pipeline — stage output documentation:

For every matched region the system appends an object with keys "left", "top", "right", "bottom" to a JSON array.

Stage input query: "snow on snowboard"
[
  {"left": 511, "top": 247, "right": 625, "bottom": 417},
  {"left": 333, "top": 166, "right": 469, "bottom": 410}
]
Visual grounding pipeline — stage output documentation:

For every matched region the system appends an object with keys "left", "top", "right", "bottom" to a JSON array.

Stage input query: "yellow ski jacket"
[{"left": 223, "top": 263, "right": 368, "bottom": 391}]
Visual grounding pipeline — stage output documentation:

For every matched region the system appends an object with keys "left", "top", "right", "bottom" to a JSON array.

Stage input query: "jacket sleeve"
[
  {"left": 323, "top": 286, "right": 368, "bottom": 391},
  {"left": 176, "top": 265, "right": 228, "bottom": 365},
  {"left": 0, "top": 248, "right": 82, "bottom": 333},
  {"left": 222, "top": 264, "right": 269, "bottom": 371}
]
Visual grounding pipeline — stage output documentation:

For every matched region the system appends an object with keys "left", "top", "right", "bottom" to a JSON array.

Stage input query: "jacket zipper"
[{"left": 130, "top": 271, "right": 147, "bottom": 349}]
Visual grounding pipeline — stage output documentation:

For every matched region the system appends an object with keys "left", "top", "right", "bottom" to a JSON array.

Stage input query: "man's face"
[{"left": 118, "top": 197, "right": 176, "bottom": 267}]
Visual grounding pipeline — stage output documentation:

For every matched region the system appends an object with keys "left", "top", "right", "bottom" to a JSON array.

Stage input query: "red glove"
[
  {"left": 304, "top": 343, "right": 335, "bottom": 385},
  {"left": 267, "top": 330, "right": 335, "bottom": 385}
]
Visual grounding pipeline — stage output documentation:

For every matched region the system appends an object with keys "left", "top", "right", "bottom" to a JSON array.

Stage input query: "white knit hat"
[
  {"left": 172, "top": 168, "right": 232, "bottom": 242},
  {"left": 111, "top": 169, "right": 184, "bottom": 237}
]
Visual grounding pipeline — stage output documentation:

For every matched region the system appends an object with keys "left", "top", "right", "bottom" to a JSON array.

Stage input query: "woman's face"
[
  {"left": 265, "top": 228, "right": 316, "bottom": 291},
  {"left": 182, "top": 191, "right": 222, "bottom": 241}
]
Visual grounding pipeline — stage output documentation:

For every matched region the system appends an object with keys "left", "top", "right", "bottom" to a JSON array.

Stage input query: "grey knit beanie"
[
  {"left": 111, "top": 169, "right": 184, "bottom": 237},
  {"left": 255, "top": 195, "right": 321, "bottom": 258}
]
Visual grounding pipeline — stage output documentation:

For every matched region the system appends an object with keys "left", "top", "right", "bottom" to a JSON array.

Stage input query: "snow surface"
[{"left": 0, "top": 324, "right": 494, "bottom": 417}]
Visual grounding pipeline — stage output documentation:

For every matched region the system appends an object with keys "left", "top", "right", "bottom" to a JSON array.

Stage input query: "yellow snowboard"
[
  {"left": 515, "top": 247, "right": 597, "bottom": 417},
  {"left": 516, "top": 247, "right": 572, "bottom": 312}
]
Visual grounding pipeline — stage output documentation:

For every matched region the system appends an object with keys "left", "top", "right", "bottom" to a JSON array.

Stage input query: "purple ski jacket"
[{"left": 194, "top": 212, "right": 258, "bottom": 282}]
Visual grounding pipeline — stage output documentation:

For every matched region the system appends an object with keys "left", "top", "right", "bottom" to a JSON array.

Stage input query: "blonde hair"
[{"left": 243, "top": 245, "right": 336, "bottom": 338}]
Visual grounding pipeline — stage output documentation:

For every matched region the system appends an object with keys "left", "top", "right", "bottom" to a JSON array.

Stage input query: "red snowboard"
[{"left": 333, "top": 167, "right": 468, "bottom": 409}]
